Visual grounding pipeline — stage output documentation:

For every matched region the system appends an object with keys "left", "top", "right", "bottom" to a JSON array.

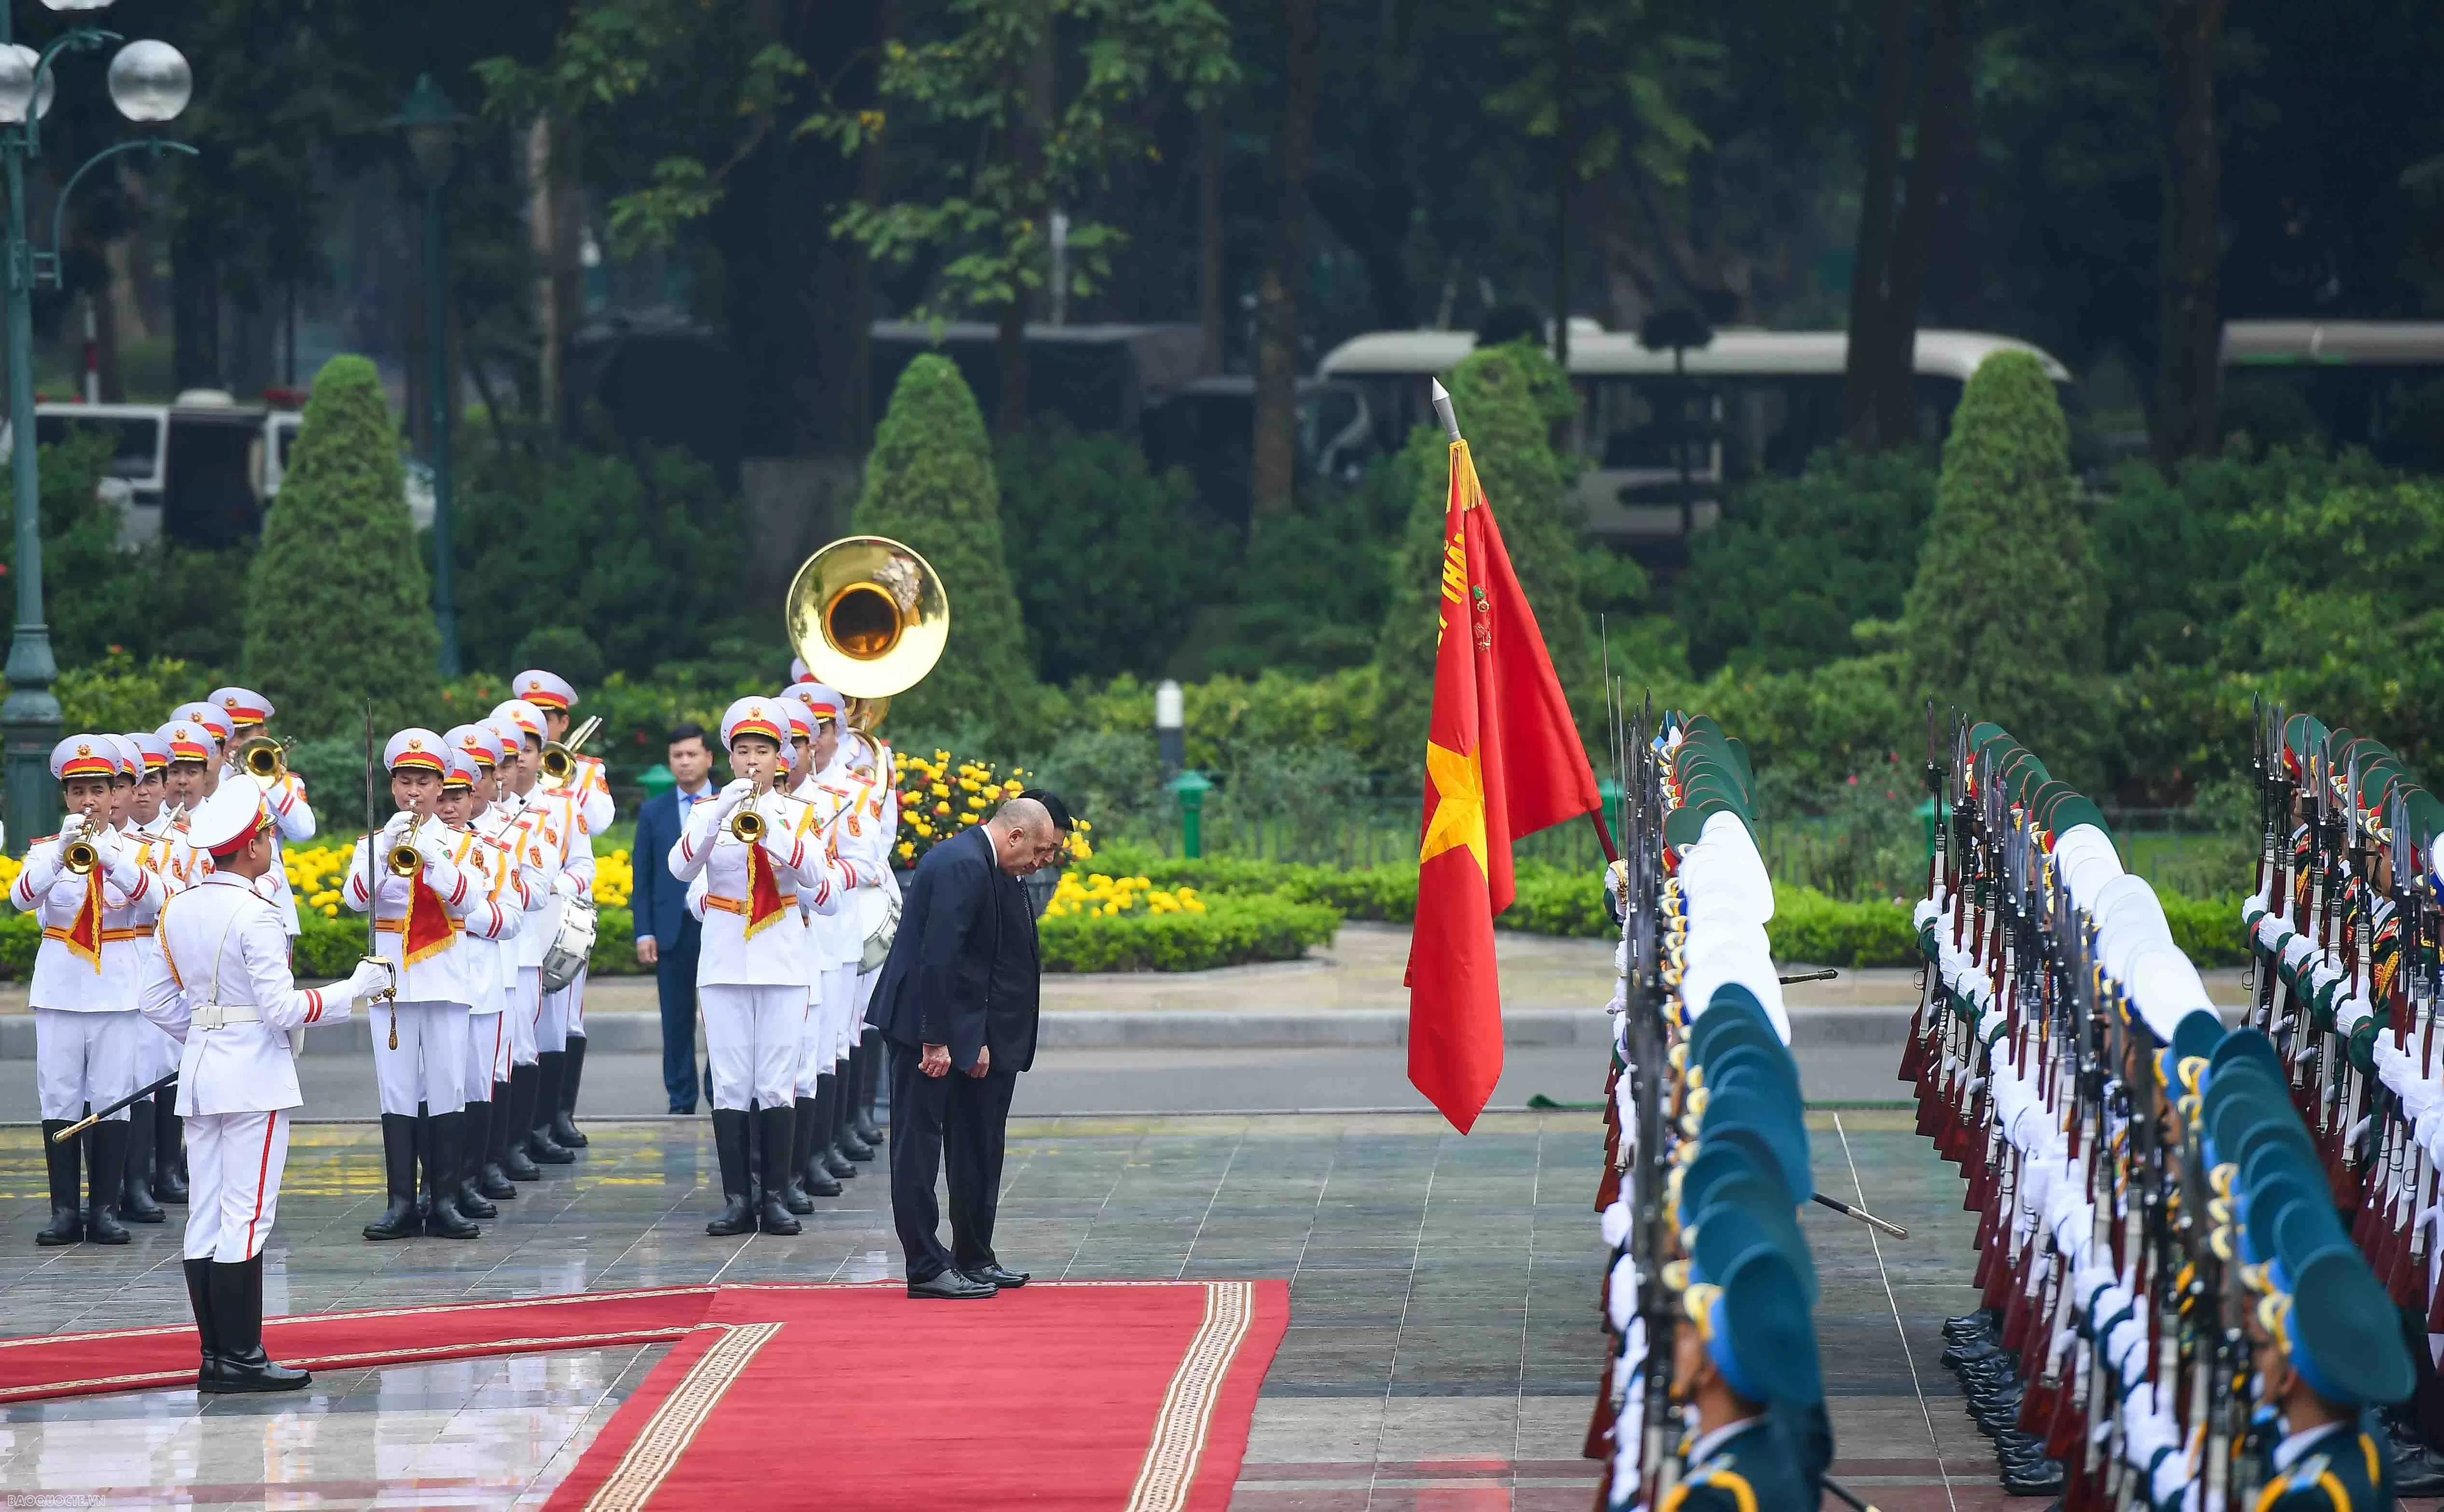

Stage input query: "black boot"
[
  {"left": 83, "top": 1122, "right": 130, "bottom": 1245},
  {"left": 756, "top": 1106, "right": 802, "bottom": 1235},
  {"left": 786, "top": 1096, "right": 822, "bottom": 1211},
  {"left": 835, "top": 1067, "right": 873, "bottom": 1162},
  {"left": 706, "top": 1110, "right": 754, "bottom": 1236},
  {"left": 423, "top": 1111, "right": 480, "bottom": 1238},
  {"left": 528, "top": 1053, "right": 575, "bottom": 1164},
  {"left": 458, "top": 1098, "right": 499, "bottom": 1218},
  {"left": 362, "top": 1112, "right": 422, "bottom": 1240},
  {"left": 479, "top": 1084, "right": 519, "bottom": 1199},
  {"left": 853, "top": 1030, "right": 885, "bottom": 1144},
  {"left": 817, "top": 1073, "right": 857, "bottom": 1179},
  {"left": 120, "top": 1099, "right": 165, "bottom": 1222},
  {"left": 497, "top": 1074, "right": 540, "bottom": 1183},
  {"left": 552, "top": 1036, "right": 589, "bottom": 1147},
  {"left": 206, "top": 1254, "right": 309, "bottom": 1393},
  {"left": 154, "top": 1106, "right": 187, "bottom": 1203},
  {"left": 802, "top": 1082, "right": 842, "bottom": 1197},
  {"left": 36, "top": 1120, "right": 81, "bottom": 1246},
  {"left": 184, "top": 1256, "right": 222, "bottom": 1390}
]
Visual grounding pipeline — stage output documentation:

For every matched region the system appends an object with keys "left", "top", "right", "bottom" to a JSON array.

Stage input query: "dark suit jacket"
[
  {"left": 630, "top": 787, "right": 701, "bottom": 949},
  {"left": 870, "top": 827, "right": 1041, "bottom": 1075}
]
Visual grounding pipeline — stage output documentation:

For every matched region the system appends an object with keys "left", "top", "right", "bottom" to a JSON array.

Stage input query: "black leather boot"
[
  {"left": 528, "top": 1053, "right": 575, "bottom": 1164},
  {"left": 706, "top": 1110, "right": 753, "bottom": 1236},
  {"left": 784, "top": 1097, "right": 818, "bottom": 1214},
  {"left": 120, "top": 1099, "right": 165, "bottom": 1221},
  {"left": 835, "top": 1066, "right": 874, "bottom": 1162},
  {"left": 496, "top": 1076, "right": 538, "bottom": 1183},
  {"left": 154, "top": 1107, "right": 187, "bottom": 1203},
  {"left": 362, "top": 1112, "right": 422, "bottom": 1240},
  {"left": 457, "top": 1098, "right": 498, "bottom": 1218},
  {"left": 816, "top": 1073, "right": 856, "bottom": 1179},
  {"left": 423, "top": 1111, "right": 480, "bottom": 1238},
  {"left": 552, "top": 1035, "right": 589, "bottom": 1147},
  {"left": 503, "top": 1065, "right": 545, "bottom": 1178},
  {"left": 853, "top": 1031, "right": 885, "bottom": 1144},
  {"left": 83, "top": 1122, "right": 130, "bottom": 1244},
  {"left": 184, "top": 1256, "right": 222, "bottom": 1390},
  {"left": 756, "top": 1105, "right": 801, "bottom": 1235},
  {"left": 36, "top": 1119, "right": 81, "bottom": 1246},
  {"left": 207, "top": 1254, "right": 309, "bottom": 1393},
  {"left": 802, "top": 1082, "right": 841, "bottom": 1197}
]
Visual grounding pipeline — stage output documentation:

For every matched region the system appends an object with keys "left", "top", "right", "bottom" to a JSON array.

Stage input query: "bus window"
[{"left": 33, "top": 413, "right": 162, "bottom": 485}]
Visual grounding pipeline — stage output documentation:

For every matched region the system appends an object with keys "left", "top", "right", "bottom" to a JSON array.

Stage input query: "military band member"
[
  {"left": 803, "top": 686, "right": 889, "bottom": 1183},
  {"left": 843, "top": 720, "right": 900, "bottom": 1147},
  {"left": 208, "top": 687, "right": 314, "bottom": 939},
  {"left": 12, "top": 735, "right": 161, "bottom": 1247},
  {"left": 137, "top": 780, "right": 394, "bottom": 1392},
  {"left": 669, "top": 696, "right": 859, "bottom": 1237},
  {"left": 512, "top": 668, "right": 611, "bottom": 1151},
  {"left": 780, "top": 692, "right": 855, "bottom": 1204},
  {"left": 491, "top": 698, "right": 593, "bottom": 1167},
  {"left": 446, "top": 723, "right": 534, "bottom": 1212},
  {"left": 114, "top": 731, "right": 182, "bottom": 1224},
  {"left": 167, "top": 701, "right": 230, "bottom": 794},
  {"left": 151, "top": 717, "right": 218, "bottom": 1201},
  {"left": 343, "top": 729, "right": 511, "bottom": 1241}
]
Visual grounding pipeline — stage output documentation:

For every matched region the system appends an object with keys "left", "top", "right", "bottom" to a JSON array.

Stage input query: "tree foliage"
[
  {"left": 851, "top": 355, "right": 1036, "bottom": 738},
  {"left": 240, "top": 355, "right": 440, "bottom": 737},
  {"left": 1902, "top": 351, "right": 2102, "bottom": 778}
]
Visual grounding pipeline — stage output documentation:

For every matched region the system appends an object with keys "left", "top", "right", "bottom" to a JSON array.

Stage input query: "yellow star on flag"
[{"left": 1419, "top": 739, "right": 1487, "bottom": 876}]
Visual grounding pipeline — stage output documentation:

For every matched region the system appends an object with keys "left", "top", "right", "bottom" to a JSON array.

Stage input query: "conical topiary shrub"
[
  {"left": 241, "top": 354, "right": 441, "bottom": 737},
  {"left": 1902, "top": 350, "right": 2103, "bottom": 778},
  {"left": 851, "top": 354, "right": 1036, "bottom": 739}
]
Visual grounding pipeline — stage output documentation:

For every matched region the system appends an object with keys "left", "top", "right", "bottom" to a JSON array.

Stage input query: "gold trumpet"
[
  {"left": 730, "top": 802, "right": 767, "bottom": 845},
  {"left": 234, "top": 735, "right": 292, "bottom": 784},
  {"left": 386, "top": 815, "right": 430, "bottom": 877},
  {"left": 539, "top": 716, "right": 604, "bottom": 790},
  {"left": 61, "top": 815, "right": 98, "bottom": 874}
]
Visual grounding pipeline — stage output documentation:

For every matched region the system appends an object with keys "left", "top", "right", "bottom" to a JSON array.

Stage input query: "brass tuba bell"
[
  {"left": 784, "top": 535, "right": 950, "bottom": 728},
  {"left": 234, "top": 735, "right": 291, "bottom": 785}
]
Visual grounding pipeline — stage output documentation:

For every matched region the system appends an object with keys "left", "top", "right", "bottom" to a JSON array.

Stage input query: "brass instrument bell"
[
  {"left": 386, "top": 815, "right": 429, "bottom": 878},
  {"left": 730, "top": 804, "right": 767, "bottom": 845},
  {"left": 234, "top": 735, "right": 291, "bottom": 783},
  {"left": 61, "top": 816, "right": 97, "bottom": 875},
  {"left": 540, "top": 715, "right": 604, "bottom": 789},
  {"left": 784, "top": 536, "right": 950, "bottom": 715}
]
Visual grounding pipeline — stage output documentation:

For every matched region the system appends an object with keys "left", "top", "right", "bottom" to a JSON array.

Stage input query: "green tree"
[
  {"left": 1374, "top": 339, "right": 1593, "bottom": 763},
  {"left": 1902, "top": 350, "right": 2102, "bottom": 778},
  {"left": 852, "top": 355, "right": 1035, "bottom": 738},
  {"left": 241, "top": 355, "right": 441, "bottom": 737}
]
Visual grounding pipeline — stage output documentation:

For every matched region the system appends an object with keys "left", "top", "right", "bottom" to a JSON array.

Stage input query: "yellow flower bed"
[
  {"left": 890, "top": 749, "right": 1095, "bottom": 869},
  {"left": 0, "top": 853, "right": 18, "bottom": 894},
  {"left": 278, "top": 839, "right": 634, "bottom": 916},
  {"left": 1043, "top": 872, "right": 1204, "bottom": 920}
]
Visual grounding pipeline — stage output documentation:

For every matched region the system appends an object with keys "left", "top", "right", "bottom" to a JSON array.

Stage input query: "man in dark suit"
[
  {"left": 631, "top": 722, "right": 717, "bottom": 1114},
  {"left": 870, "top": 794, "right": 1064, "bottom": 1300}
]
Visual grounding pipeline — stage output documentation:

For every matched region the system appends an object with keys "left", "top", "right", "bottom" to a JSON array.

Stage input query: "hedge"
[{"left": 1040, "top": 893, "right": 1342, "bottom": 973}]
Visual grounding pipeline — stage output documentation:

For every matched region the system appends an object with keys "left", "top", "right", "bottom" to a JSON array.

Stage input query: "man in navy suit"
[
  {"left": 870, "top": 795, "right": 1063, "bottom": 1300},
  {"left": 632, "top": 722, "right": 717, "bottom": 1114}
]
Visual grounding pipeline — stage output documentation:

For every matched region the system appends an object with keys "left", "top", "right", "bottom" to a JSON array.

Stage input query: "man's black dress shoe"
[
  {"left": 965, "top": 1262, "right": 1029, "bottom": 1289},
  {"left": 907, "top": 1270, "right": 998, "bottom": 1300}
]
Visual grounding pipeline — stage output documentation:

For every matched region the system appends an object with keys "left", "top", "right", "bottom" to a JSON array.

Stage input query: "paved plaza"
[{"left": 0, "top": 1105, "right": 2045, "bottom": 1510}]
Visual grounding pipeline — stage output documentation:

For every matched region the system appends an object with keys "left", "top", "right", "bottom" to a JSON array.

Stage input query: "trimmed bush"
[
  {"left": 1039, "top": 892, "right": 1341, "bottom": 972},
  {"left": 852, "top": 355, "right": 1037, "bottom": 741},
  {"left": 1902, "top": 351, "right": 2103, "bottom": 783},
  {"left": 56, "top": 651, "right": 195, "bottom": 735},
  {"left": 242, "top": 354, "right": 441, "bottom": 737}
]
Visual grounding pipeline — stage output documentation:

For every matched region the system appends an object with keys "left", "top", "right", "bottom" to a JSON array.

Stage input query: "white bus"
[{"left": 1317, "top": 323, "right": 2072, "bottom": 543}]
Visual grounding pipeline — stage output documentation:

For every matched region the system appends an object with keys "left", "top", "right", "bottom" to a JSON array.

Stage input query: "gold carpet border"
[
  {"left": 583, "top": 1321, "right": 781, "bottom": 1512},
  {"left": 1124, "top": 1280, "right": 1256, "bottom": 1512}
]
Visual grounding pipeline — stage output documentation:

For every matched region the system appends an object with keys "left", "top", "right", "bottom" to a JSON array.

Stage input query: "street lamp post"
[
  {"left": 389, "top": 74, "right": 463, "bottom": 678},
  {"left": 0, "top": 1, "right": 190, "bottom": 856}
]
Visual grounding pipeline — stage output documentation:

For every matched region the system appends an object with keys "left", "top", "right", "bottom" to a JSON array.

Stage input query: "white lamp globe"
[
  {"left": 3, "top": 47, "right": 55, "bottom": 120},
  {"left": 107, "top": 39, "right": 190, "bottom": 124},
  {"left": 0, "top": 47, "right": 33, "bottom": 125},
  {"left": 40, "top": 0, "right": 119, "bottom": 11}
]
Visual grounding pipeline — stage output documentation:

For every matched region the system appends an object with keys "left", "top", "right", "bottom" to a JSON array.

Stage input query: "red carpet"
[{"left": 0, "top": 1279, "right": 1289, "bottom": 1512}]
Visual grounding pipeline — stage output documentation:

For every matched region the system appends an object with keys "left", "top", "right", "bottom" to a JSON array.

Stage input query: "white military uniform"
[
  {"left": 846, "top": 729, "right": 905, "bottom": 1037},
  {"left": 508, "top": 670, "right": 613, "bottom": 1042},
  {"left": 449, "top": 724, "right": 537, "bottom": 1095}
]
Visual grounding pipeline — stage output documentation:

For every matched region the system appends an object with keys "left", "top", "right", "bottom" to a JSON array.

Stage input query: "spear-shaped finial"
[{"left": 1430, "top": 377, "right": 1461, "bottom": 442}]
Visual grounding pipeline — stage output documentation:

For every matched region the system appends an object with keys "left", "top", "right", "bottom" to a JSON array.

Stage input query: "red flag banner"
[{"left": 1405, "top": 438, "right": 1602, "bottom": 1132}]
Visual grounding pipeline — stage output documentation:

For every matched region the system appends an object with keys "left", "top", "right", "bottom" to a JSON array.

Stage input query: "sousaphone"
[{"left": 784, "top": 535, "right": 950, "bottom": 730}]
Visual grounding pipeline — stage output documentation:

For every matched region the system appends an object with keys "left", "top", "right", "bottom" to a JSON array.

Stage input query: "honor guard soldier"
[
  {"left": 115, "top": 731, "right": 183, "bottom": 1224},
  {"left": 803, "top": 685, "right": 889, "bottom": 1184},
  {"left": 477, "top": 717, "right": 552, "bottom": 1188},
  {"left": 1665, "top": 1247, "right": 1823, "bottom": 1512},
  {"left": 343, "top": 729, "right": 513, "bottom": 1241},
  {"left": 513, "top": 668, "right": 611, "bottom": 1150},
  {"left": 491, "top": 698, "right": 593, "bottom": 1168},
  {"left": 137, "top": 781, "right": 394, "bottom": 1392},
  {"left": 12, "top": 735, "right": 161, "bottom": 1247},
  {"left": 167, "top": 701, "right": 230, "bottom": 795},
  {"left": 208, "top": 687, "right": 314, "bottom": 940},
  {"left": 446, "top": 723, "right": 534, "bottom": 1214},
  {"left": 841, "top": 719, "right": 900, "bottom": 1149},
  {"left": 150, "top": 717, "right": 217, "bottom": 1201},
  {"left": 780, "top": 691, "right": 857, "bottom": 1204},
  {"left": 669, "top": 696, "right": 859, "bottom": 1237}
]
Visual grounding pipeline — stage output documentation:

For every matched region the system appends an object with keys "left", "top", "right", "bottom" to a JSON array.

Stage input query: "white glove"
[
  {"left": 552, "top": 870, "right": 586, "bottom": 900},
  {"left": 345, "top": 957, "right": 396, "bottom": 1007},
  {"left": 714, "top": 778, "right": 755, "bottom": 818},
  {"left": 381, "top": 810, "right": 417, "bottom": 842}
]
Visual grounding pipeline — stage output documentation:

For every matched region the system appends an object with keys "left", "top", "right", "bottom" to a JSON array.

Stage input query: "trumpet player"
[
  {"left": 342, "top": 730, "right": 503, "bottom": 1242},
  {"left": 147, "top": 718, "right": 217, "bottom": 1204},
  {"left": 167, "top": 701, "right": 229, "bottom": 796},
  {"left": 768, "top": 694, "right": 842, "bottom": 1207},
  {"left": 136, "top": 780, "right": 396, "bottom": 1393},
  {"left": 514, "top": 669, "right": 610, "bottom": 1151},
  {"left": 669, "top": 697, "right": 862, "bottom": 1238},
  {"left": 11, "top": 736, "right": 161, "bottom": 1247},
  {"left": 482, "top": 714, "right": 555, "bottom": 1184},
  {"left": 490, "top": 699, "right": 594, "bottom": 1168},
  {"left": 208, "top": 687, "right": 316, "bottom": 940},
  {"left": 432, "top": 740, "right": 530, "bottom": 1222},
  {"left": 113, "top": 732, "right": 186, "bottom": 1225},
  {"left": 793, "top": 687, "right": 881, "bottom": 1202}
]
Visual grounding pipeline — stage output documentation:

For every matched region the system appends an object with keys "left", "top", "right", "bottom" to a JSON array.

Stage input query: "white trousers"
[
  {"left": 566, "top": 965, "right": 588, "bottom": 1036},
  {"left": 537, "top": 981, "right": 571, "bottom": 1054},
  {"left": 137, "top": 1017, "right": 181, "bottom": 1083},
  {"left": 34, "top": 1008, "right": 141, "bottom": 1122},
  {"left": 468, "top": 1009, "right": 510, "bottom": 1095},
  {"left": 509, "top": 969, "right": 540, "bottom": 1066},
  {"left": 184, "top": 1110, "right": 289, "bottom": 1262},
  {"left": 702, "top": 984, "right": 801, "bottom": 1110},
  {"left": 372, "top": 1000, "right": 471, "bottom": 1116}
]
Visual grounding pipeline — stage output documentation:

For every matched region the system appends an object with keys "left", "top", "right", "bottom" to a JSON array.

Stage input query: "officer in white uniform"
[
  {"left": 491, "top": 698, "right": 594, "bottom": 1168},
  {"left": 474, "top": 719, "right": 550, "bottom": 1189},
  {"left": 113, "top": 731, "right": 182, "bottom": 1225},
  {"left": 342, "top": 729, "right": 509, "bottom": 1241},
  {"left": 791, "top": 687, "right": 874, "bottom": 1197},
  {"left": 844, "top": 722, "right": 903, "bottom": 1146},
  {"left": 12, "top": 735, "right": 162, "bottom": 1247},
  {"left": 670, "top": 696, "right": 858, "bottom": 1237},
  {"left": 167, "top": 702, "right": 230, "bottom": 796},
  {"left": 149, "top": 717, "right": 218, "bottom": 1202},
  {"left": 137, "top": 781, "right": 393, "bottom": 1392},
  {"left": 441, "top": 726, "right": 533, "bottom": 1216},
  {"left": 207, "top": 687, "right": 315, "bottom": 939},
  {"left": 511, "top": 668, "right": 613, "bottom": 1150}
]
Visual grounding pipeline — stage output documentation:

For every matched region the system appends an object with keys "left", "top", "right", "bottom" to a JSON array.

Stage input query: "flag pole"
[{"left": 1430, "top": 376, "right": 1618, "bottom": 865}]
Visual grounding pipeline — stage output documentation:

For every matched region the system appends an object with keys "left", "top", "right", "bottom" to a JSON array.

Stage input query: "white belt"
[{"left": 193, "top": 1002, "right": 263, "bottom": 1030}]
